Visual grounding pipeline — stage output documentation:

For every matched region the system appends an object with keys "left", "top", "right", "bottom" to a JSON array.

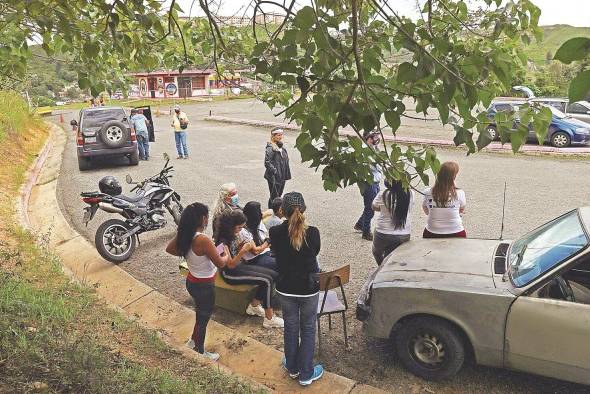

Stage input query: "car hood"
[{"left": 374, "top": 238, "right": 500, "bottom": 290}]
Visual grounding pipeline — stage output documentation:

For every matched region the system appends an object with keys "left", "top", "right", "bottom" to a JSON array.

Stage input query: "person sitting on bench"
[
  {"left": 241, "top": 201, "right": 278, "bottom": 271},
  {"left": 215, "top": 209, "right": 284, "bottom": 329}
]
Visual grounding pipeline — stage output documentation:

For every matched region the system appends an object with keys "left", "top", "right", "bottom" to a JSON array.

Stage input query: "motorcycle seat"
[{"left": 114, "top": 192, "right": 146, "bottom": 204}]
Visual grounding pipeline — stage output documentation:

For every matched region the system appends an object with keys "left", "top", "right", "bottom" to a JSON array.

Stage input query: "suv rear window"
[{"left": 81, "top": 109, "right": 126, "bottom": 128}]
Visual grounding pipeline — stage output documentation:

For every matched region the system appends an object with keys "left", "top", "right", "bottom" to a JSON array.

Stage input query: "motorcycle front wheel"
[
  {"left": 95, "top": 219, "right": 137, "bottom": 263},
  {"left": 166, "top": 198, "right": 184, "bottom": 226}
]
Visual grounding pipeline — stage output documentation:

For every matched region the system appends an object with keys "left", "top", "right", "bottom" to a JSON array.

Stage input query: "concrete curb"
[
  {"left": 204, "top": 115, "right": 590, "bottom": 157},
  {"left": 18, "top": 122, "right": 386, "bottom": 394}
]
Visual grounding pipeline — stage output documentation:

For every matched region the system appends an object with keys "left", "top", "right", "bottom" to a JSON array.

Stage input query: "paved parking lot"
[{"left": 54, "top": 100, "right": 590, "bottom": 393}]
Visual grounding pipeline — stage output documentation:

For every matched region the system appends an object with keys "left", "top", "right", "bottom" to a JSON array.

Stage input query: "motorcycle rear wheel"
[{"left": 95, "top": 219, "right": 136, "bottom": 263}]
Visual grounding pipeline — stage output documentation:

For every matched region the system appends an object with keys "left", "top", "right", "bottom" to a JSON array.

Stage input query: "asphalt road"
[{"left": 54, "top": 100, "right": 590, "bottom": 393}]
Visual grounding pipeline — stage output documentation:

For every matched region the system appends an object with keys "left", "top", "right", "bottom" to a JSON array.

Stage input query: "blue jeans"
[
  {"left": 356, "top": 183, "right": 380, "bottom": 234},
  {"left": 174, "top": 131, "right": 188, "bottom": 157},
  {"left": 137, "top": 135, "right": 149, "bottom": 159},
  {"left": 247, "top": 252, "right": 278, "bottom": 272},
  {"left": 280, "top": 293, "right": 319, "bottom": 381}
]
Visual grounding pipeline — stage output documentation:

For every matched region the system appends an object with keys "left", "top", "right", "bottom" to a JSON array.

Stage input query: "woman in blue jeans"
[{"left": 269, "top": 192, "right": 323, "bottom": 386}]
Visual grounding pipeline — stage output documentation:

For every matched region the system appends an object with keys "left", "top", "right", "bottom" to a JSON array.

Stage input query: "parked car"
[
  {"left": 356, "top": 208, "right": 590, "bottom": 385},
  {"left": 531, "top": 98, "right": 590, "bottom": 124},
  {"left": 71, "top": 106, "right": 139, "bottom": 171},
  {"left": 485, "top": 102, "right": 590, "bottom": 147},
  {"left": 510, "top": 86, "right": 590, "bottom": 125}
]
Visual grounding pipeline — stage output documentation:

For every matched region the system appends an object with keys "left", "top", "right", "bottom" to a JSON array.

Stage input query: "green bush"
[{"left": 0, "top": 90, "right": 34, "bottom": 141}]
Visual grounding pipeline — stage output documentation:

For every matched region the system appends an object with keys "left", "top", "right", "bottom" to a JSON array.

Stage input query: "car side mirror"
[
  {"left": 70, "top": 119, "right": 78, "bottom": 126},
  {"left": 126, "top": 174, "right": 133, "bottom": 184}
]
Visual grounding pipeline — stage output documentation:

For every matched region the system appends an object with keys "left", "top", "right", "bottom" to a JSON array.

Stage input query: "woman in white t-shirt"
[
  {"left": 372, "top": 180, "right": 414, "bottom": 265},
  {"left": 240, "top": 201, "right": 278, "bottom": 271},
  {"left": 422, "top": 161, "right": 466, "bottom": 238}
]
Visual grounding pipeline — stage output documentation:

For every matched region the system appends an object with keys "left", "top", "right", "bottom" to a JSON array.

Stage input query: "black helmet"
[{"left": 99, "top": 176, "right": 122, "bottom": 196}]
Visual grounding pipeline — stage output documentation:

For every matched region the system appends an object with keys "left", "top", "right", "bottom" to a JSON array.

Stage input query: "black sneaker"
[
  {"left": 362, "top": 232, "right": 373, "bottom": 241},
  {"left": 354, "top": 223, "right": 363, "bottom": 232}
]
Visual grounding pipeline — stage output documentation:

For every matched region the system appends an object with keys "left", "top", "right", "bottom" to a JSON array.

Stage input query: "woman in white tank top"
[{"left": 166, "top": 202, "right": 253, "bottom": 361}]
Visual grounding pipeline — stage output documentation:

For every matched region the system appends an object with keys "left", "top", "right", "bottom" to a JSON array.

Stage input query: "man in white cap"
[
  {"left": 264, "top": 127, "right": 291, "bottom": 208},
  {"left": 171, "top": 105, "right": 190, "bottom": 159}
]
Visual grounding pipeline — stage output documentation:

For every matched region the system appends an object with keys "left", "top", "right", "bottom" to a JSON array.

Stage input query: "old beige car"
[{"left": 356, "top": 208, "right": 590, "bottom": 384}]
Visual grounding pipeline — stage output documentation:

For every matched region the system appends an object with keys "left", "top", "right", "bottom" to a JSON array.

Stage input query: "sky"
[{"left": 176, "top": 0, "right": 590, "bottom": 27}]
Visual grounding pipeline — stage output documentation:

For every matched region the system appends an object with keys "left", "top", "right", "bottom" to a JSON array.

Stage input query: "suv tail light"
[
  {"left": 76, "top": 130, "right": 84, "bottom": 145},
  {"left": 129, "top": 127, "right": 136, "bottom": 142}
]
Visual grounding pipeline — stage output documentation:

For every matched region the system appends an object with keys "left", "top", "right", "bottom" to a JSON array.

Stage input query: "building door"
[
  {"left": 147, "top": 78, "right": 157, "bottom": 98},
  {"left": 178, "top": 77, "right": 192, "bottom": 98}
]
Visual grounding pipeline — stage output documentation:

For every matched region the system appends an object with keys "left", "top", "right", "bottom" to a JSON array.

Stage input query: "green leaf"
[
  {"left": 397, "top": 62, "right": 416, "bottom": 82},
  {"left": 568, "top": 70, "right": 590, "bottom": 102},
  {"left": 554, "top": 37, "right": 590, "bottom": 64},
  {"left": 384, "top": 110, "right": 401, "bottom": 133},
  {"left": 307, "top": 115, "right": 323, "bottom": 138},
  {"left": 294, "top": 6, "right": 315, "bottom": 30},
  {"left": 532, "top": 106, "right": 553, "bottom": 144},
  {"left": 452, "top": 125, "right": 476, "bottom": 154}
]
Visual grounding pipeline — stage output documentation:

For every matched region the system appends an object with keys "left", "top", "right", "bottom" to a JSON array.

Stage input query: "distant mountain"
[{"left": 525, "top": 24, "right": 590, "bottom": 64}]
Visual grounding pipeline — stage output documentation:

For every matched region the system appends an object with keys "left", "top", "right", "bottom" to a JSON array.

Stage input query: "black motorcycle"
[{"left": 81, "top": 153, "right": 183, "bottom": 263}]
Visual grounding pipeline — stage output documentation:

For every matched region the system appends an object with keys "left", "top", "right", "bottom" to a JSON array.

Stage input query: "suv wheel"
[
  {"left": 394, "top": 316, "right": 465, "bottom": 381},
  {"left": 550, "top": 131, "right": 571, "bottom": 148},
  {"left": 99, "top": 120, "right": 129, "bottom": 148},
  {"left": 78, "top": 156, "right": 92, "bottom": 171}
]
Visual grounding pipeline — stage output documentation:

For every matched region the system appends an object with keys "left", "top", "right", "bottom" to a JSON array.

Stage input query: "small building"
[{"left": 130, "top": 69, "right": 246, "bottom": 98}]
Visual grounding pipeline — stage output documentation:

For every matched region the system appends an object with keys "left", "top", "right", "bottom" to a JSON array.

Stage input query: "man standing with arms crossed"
[{"left": 264, "top": 127, "right": 291, "bottom": 208}]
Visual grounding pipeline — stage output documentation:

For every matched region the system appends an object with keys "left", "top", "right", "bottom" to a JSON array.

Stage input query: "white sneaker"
[
  {"left": 186, "top": 339, "right": 195, "bottom": 349},
  {"left": 245, "top": 303, "right": 265, "bottom": 317},
  {"left": 203, "top": 351, "right": 220, "bottom": 361},
  {"left": 263, "top": 315, "right": 284, "bottom": 328}
]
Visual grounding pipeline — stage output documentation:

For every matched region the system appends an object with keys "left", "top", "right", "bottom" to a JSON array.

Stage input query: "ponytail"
[{"left": 288, "top": 207, "right": 307, "bottom": 251}]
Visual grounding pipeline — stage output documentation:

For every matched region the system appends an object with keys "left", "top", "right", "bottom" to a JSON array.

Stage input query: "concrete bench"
[
  {"left": 214, "top": 274, "right": 258, "bottom": 315},
  {"left": 179, "top": 261, "right": 257, "bottom": 315}
]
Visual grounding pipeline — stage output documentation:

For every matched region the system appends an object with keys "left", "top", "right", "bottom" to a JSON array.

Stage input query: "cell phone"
[{"left": 216, "top": 243, "right": 225, "bottom": 256}]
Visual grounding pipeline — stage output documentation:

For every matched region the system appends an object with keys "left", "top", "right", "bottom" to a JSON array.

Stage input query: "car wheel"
[
  {"left": 128, "top": 150, "right": 139, "bottom": 166},
  {"left": 394, "top": 316, "right": 465, "bottom": 381},
  {"left": 77, "top": 156, "right": 92, "bottom": 171},
  {"left": 99, "top": 120, "right": 129, "bottom": 148},
  {"left": 550, "top": 131, "right": 571, "bottom": 148},
  {"left": 485, "top": 125, "right": 498, "bottom": 141}
]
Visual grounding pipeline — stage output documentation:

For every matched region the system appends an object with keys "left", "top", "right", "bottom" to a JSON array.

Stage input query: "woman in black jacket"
[
  {"left": 264, "top": 127, "right": 291, "bottom": 208},
  {"left": 269, "top": 192, "right": 323, "bottom": 386}
]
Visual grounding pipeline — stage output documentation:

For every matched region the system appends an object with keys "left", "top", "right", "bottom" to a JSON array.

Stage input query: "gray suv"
[{"left": 72, "top": 107, "right": 139, "bottom": 171}]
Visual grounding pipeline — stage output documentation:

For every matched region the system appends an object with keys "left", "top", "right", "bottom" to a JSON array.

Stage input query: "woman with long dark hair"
[
  {"left": 215, "top": 210, "right": 284, "bottom": 329},
  {"left": 240, "top": 201, "right": 278, "bottom": 271},
  {"left": 165, "top": 202, "right": 249, "bottom": 361},
  {"left": 422, "top": 161, "right": 466, "bottom": 238},
  {"left": 371, "top": 179, "right": 414, "bottom": 265},
  {"left": 269, "top": 192, "right": 324, "bottom": 386}
]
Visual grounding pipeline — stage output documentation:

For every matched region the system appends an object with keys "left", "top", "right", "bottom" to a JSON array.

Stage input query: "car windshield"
[
  {"left": 547, "top": 105, "right": 567, "bottom": 119},
  {"left": 509, "top": 210, "right": 588, "bottom": 287},
  {"left": 82, "top": 109, "right": 126, "bottom": 128}
]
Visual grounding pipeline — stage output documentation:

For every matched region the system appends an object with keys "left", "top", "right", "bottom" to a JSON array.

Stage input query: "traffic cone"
[{"left": 59, "top": 113, "right": 64, "bottom": 123}]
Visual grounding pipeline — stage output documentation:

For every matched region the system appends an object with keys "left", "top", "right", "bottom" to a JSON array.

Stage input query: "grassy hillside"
[
  {"left": 0, "top": 92, "right": 258, "bottom": 393},
  {"left": 525, "top": 25, "right": 590, "bottom": 64}
]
